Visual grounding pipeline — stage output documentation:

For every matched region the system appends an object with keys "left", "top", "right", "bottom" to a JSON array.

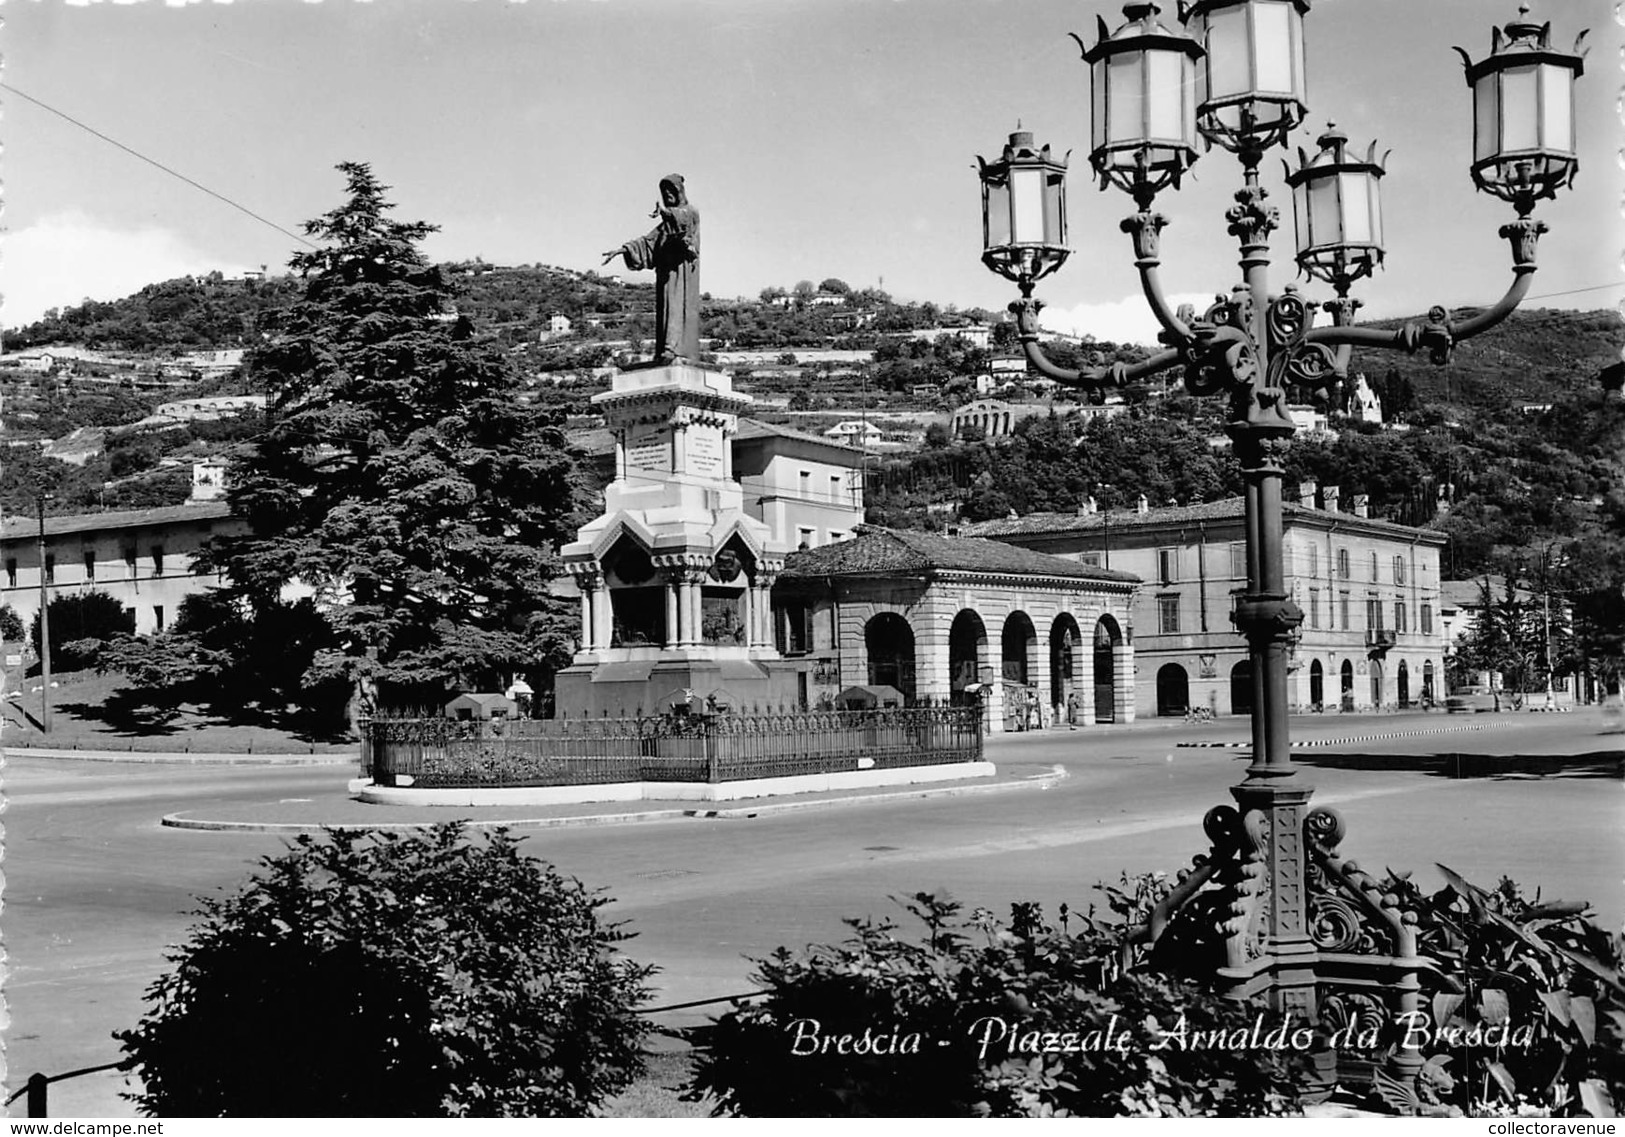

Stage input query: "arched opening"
[
  {"left": 602, "top": 535, "right": 665, "bottom": 647},
  {"left": 1230, "top": 659, "right": 1254, "bottom": 717},
  {"left": 1309, "top": 659, "right": 1324, "bottom": 709},
  {"left": 949, "top": 609, "right": 988, "bottom": 707},
  {"left": 1397, "top": 660, "right": 1410, "bottom": 708},
  {"left": 1422, "top": 660, "right": 1436, "bottom": 705},
  {"left": 701, "top": 535, "right": 756, "bottom": 646},
  {"left": 865, "top": 613, "right": 916, "bottom": 703},
  {"left": 1340, "top": 659, "right": 1355, "bottom": 711},
  {"left": 1093, "top": 616, "right": 1121, "bottom": 724},
  {"left": 1049, "top": 614, "right": 1082, "bottom": 715},
  {"left": 1157, "top": 663, "right": 1190, "bottom": 717},
  {"left": 1002, "top": 612, "right": 1037, "bottom": 685},
  {"left": 1370, "top": 658, "right": 1384, "bottom": 709}
]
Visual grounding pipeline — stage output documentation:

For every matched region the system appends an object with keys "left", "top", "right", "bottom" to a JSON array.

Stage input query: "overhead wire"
[{"left": 0, "top": 81, "right": 316, "bottom": 251}]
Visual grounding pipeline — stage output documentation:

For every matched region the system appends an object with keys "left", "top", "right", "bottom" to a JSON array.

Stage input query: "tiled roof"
[
  {"left": 0, "top": 500, "right": 234, "bottom": 541},
  {"left": 781, "top": 527, "right": 1138, "bottom": 584},
  {"left": 963, "top": 496, "right": 1444, "bottom": 541},
  {"left": 735, "top": 418, "right": 865, "bottom": 455}
]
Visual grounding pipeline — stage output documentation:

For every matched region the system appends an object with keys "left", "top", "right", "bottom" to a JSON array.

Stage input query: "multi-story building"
[
  {"left": 963, "top": 484, "right": 1448, "bottom": 718},
  {"left": 732, "top": 420, "right": 865, "bottom": 550},
  {"left": 1, "top": 499, "right": 239, "bottom": 639}
]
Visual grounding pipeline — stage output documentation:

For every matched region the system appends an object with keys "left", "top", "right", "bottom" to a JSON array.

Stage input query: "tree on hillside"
[
  {"left": 817, "top": 278, "right": 850, "bottom": 296},
  {"left": 204, "top": 162, "right": 582, "bottom": 713}
]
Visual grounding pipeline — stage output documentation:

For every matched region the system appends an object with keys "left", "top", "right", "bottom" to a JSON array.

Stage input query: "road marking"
[{"left": 1177, "top": 723, "right": 1489, "bottom": 748}]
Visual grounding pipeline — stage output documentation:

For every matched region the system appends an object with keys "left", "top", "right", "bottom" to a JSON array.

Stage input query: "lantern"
[
  {"left": 1286, "top": 124, "right": 1387, "bottom": 286},
  {"left": 1455, "top": 5, "right": 1586, "bottom": 213},
  {"left": 1079, "top": 2, "right": 1204, "bottom": 205},
  {"left": 1181, "top": 0, "right": 1309, "bottom": 156},
  {"left": 977, "top": 129, "right": 1070, "bottom": 286}
]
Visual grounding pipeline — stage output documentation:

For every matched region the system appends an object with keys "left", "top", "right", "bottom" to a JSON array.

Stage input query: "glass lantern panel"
[
  {"left": 1204, "top": 6, "right": 1251, "bottom": 102},
  {"left": 1045, "top": 173, "right": 1066, "bottom": 245},
  {"left": 1253, "top": 2, "right": 1296, "bottom": 95},
  {"left": 1183, "top": 54, "right": 1198, "bottom": 141},
  {"left": 1369, "top": 174, "right": 1384, "bottom": 247},
  {"left": 985, "top": 180, "right": 1012, "bottom": 249},
  {"left": 1108, "top": 54, "right": 1145, "bottom": 144},
  {"left": 1307, "top": 177, "right": 1342, "bottom": 247},
  {"left": 1147, "top": 48, "right": 1185, "bottom": 140},
  {"left": 1540, "top": 63, "right": 1573, "bottom": 153},
  {"left": 1292, "top": 182, "right": 1311, "bottom": 253},
  {"left": 1291, "top": 8, "right": 1307, "bottom": 102},
  {"left": 1010, "top": 167, "right": 1048, "bottom": 244},
  {"left": 1500, "top": 65, "right": 1540, "bottom": 152},
  {"left": 1473, "top": 75, "right": 1499, "bottom": 164},
  {"left": 1338, "top": 173, "right": 1372, "bottom": 243},
  {"left": 1092, "top": 61, "right": 1108, "bottom": 151}
]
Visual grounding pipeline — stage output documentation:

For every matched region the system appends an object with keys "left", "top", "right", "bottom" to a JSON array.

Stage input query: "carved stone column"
[
  {"left": 571, "top": 565, "right": 603, "bottom": 651},
  {"left": 753, "top": 563, "right": 782, "bottom": 649},
  {"left": 663, "top": 575, "right": 680, "bottom": 647}
]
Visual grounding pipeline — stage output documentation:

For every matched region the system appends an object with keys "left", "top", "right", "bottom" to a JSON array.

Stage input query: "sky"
[{"left": 1, "top": 0, "right": 1619, "bottom": 348}]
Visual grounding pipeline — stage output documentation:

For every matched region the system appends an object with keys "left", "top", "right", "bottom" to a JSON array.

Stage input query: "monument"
[
  {"left": 602, "top": 173, "right": 702, "bottom": 366},
  {"left": 559, "top": 175, "right": 797, "bottom": 716}
]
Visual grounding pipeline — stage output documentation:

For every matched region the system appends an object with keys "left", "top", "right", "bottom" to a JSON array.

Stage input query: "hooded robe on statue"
[{"left": 610, "top": 173, "right": 701, "bottom": 365}]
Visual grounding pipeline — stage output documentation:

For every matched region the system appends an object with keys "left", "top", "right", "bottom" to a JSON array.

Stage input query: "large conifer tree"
[{"left": 208, "top": 162, "right": 580, "bottom": 708}]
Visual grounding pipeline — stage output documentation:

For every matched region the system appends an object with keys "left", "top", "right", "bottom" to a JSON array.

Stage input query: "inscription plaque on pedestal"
[
  {"left": 687, "top": 427, "right": 723, "bottom": 478},
  {"left": 626, "top": 422, "right": 671, "bottom": 474}
]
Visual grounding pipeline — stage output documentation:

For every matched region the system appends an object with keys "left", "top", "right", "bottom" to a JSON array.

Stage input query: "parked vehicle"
[{"left": 1445, "top": 686, "right": 1498, "bottom": 713}]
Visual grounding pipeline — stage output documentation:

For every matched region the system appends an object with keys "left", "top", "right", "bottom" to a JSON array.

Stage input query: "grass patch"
[
  {"left": 3, "top": 669, "right": 356, "bottom": 754},
  {"left": 601, "top": 1048, "right": 713, "bottom": 1118}
]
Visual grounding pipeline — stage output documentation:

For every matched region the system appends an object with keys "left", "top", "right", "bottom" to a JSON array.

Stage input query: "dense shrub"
[
  {"left": 1371, "top": 865, "right": 1624, "bottom": 1118},
  {"left": 30, "top": 590, "right": 133, "bottom": 672},
  {"left": 117, "top": 823, "right": 654, "bottom": 1117},
  {"left": 685, "top": 891, "right": 1309, "bottom": 1118}
]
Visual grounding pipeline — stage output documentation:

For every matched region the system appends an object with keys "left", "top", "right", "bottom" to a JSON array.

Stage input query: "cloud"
[
  {"left": 1038, "top": 291, "right": 1217, "bottom": 349},
  {"left": 1, "top": 212, "right": 243, "bottom": 330}
]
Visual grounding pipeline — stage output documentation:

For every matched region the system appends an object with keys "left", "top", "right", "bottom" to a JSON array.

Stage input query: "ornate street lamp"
[
  {"left": 976, "top": 0, "right": 1584, "bottom": 1060},
  {"left": 1286, "top": 124, "right": 1386, "bottom": 290},
  {"left": 976, "top": 129, "right": 1071, "bottom": 290},
  {"left": 1456, "top": 4, "right": 1586, "bottom": 216},
  {"left": 1184, "top": 0, "right": 1309, "bottom": 158},
  {"left": 1077, "top": 2, "right": 1204, "bottom": 209}
]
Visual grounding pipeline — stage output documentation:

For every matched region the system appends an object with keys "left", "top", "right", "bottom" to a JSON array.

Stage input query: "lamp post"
[
  {"left": 977, "top": 0, "right": 1584, "bottom": 1026},
  {"left": 1537, "top": 541, "right": 1566, "bottom": 711},
  {"left": 1096, "top": 483, "right": 1115, "bottom": 570},
  {"left": 36, "top": 493, "right": 52, "bottom": 734}
]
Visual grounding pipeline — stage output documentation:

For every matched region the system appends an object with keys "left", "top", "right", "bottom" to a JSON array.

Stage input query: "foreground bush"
[
  {"left": 1371, "top": 865, "right": 1624, "bottom": 1118},
  {"left": 117, "top": 823, "right": 654, "bottom": 1116},
  {"left": 685, "top": 891, "right": 1309, "bottom": 1117}
]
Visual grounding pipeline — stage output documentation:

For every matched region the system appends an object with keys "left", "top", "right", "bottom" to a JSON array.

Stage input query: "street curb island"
[
  {"left": 159, "top": 763, "right": 1070, "bottom": 833},
  {"left": 2, "top": 745, "right": 358, "bottom": 765}
]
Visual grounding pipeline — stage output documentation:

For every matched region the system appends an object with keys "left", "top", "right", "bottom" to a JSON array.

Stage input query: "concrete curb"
[
  {"left": 1176, "top": 723, "right": 1489, "bottom": 749},
  {"left": 4, "top": 746, "right": 356, "bottom": 765},
  {"left": 159, "top": 764, "right": 1068, "bottom": 834}
]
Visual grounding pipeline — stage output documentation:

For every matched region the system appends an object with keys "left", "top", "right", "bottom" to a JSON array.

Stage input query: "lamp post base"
[{"left": 1148, "top": 787, "right": 1428, "bottom": 1094}]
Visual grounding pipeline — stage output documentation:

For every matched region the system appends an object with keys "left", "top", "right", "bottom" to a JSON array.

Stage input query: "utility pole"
[{"left": 37, "top": 493, "right": 52, "bottom": 733}]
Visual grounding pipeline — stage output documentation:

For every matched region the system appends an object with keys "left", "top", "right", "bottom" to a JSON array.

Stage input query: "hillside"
[{"left": 3, "top": 264, "right": 1619, "bottom": 588}]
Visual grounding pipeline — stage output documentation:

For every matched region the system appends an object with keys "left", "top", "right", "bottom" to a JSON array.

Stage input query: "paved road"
[{"left": 4, "top": 711, "right": 1619, "bottom": 1116}]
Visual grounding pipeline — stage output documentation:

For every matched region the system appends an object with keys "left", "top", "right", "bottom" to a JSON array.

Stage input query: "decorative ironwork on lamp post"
[{"left": 976, "top": 0, "right": 1586, "bottom": 1043}]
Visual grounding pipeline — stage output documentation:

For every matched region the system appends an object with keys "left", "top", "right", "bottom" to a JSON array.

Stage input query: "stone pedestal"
[{"left": 556, "top": 365, "right": 797, "bottom": 717}]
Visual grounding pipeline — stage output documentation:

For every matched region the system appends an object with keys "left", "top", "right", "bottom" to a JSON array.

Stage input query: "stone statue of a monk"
[{"left": 602, "top": 173, "right": 701, "bottom": 365}]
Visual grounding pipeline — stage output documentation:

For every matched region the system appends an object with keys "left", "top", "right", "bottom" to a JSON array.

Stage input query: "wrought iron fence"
[{"left": 362, "top": 707, "right": 984, "bottom": 789}]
